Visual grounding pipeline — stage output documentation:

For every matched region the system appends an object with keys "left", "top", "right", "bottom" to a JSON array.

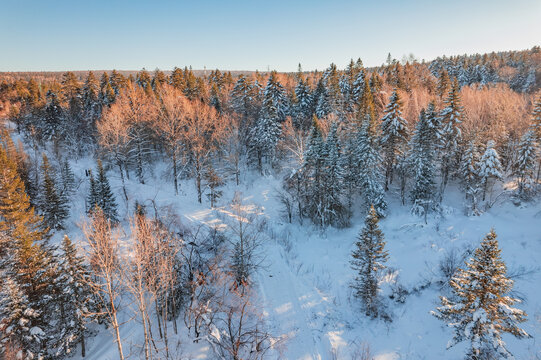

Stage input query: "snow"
[{"left": 44, "top": 154, "right": 541, "bottom": 360}]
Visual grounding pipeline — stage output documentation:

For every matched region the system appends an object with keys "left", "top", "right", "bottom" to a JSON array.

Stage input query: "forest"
[{"left": 0, "top": 47, "right": 540, "bottom": 359}]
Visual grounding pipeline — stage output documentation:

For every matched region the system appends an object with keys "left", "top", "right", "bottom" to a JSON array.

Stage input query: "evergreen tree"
[
  {"left": 81, "top": 71, "right": 101, "bottom": 136},
  {"left": 301, "top": 117, "right": 326, "bottom": 225},
  {"left": 531, "top": 95, "right": 541, "bottom": 142},
  {"left": 315, "top": 81, "right": 331, "bottom": 119},
  {"left": 322, "top": 122, "right": 348, "bottom": 226},
  {"left": 0, "top": 145, "right": 48, "bottom": 248},
  {"left": 250, "top": 73, "right": 286, "bottom": 170},
  {"left": 514, "top": 130, "right": 537, "bottom": 198},
  {"left": 87, "top": 169, "right": 98, "bottom": 213},
  {"left": 439, "top": 78, "right": 463, "bottom": 196},
  {"left": 460, "top": 139, "right": 482, "bottom": 215},
  {"left": 478, "top": 140, "right": 503, "bottom": 201},
  {"left": 96, "top": 160, "right": 118, "bottom": 222},
  {"left": 437, "top": 69, "right": 450, "bottom": 98},
  {"left": 380, "top": 90, "right": 408, "bottom": 190},
  {"left": 88, "top": 161, "right": 118, "bottom": 222},
  {"left": 231, "top": 75, "right": 257, "bottom": 119},
  {"left": 43, "top": 90, "right": 64, "bottom": 141},
  {"left": 352, "top": 66, "right": 366, "bottom": 106},
  {"left": 358, "top": 80, "right": 376, "bottom": 124},
  {"left": 358, "top": 115, "right": 387, "bottom": 217},
  {"left": 293, "top": 77, "right": 313, "bottom": 129},
  {"left": 60, "top": 159, "right": 76, "bottom": 198},
  {"left": 409, "top": 109, "right": 437, "bottom": 220},
  {"left": 55, "top": 235, "right": 94, "bottom": 358},
  {"left": 39, "top": 153, "right": 69, "bottom": 231},
  {"left": 350, "top": 205, "right": 388, "bottom": 318},
  {"left": 433, "top": 230, "right": 529, "bottom": 359},
  {"left": 0, "top": 277, "right": 44, "bottom": 359}
]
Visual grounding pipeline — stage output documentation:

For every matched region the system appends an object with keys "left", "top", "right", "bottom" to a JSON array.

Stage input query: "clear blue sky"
[{"left": 1, "top": 0, "right": 540, "bottom": 72}]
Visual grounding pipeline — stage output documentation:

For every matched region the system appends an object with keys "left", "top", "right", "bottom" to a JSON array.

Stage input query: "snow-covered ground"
[{"left": 58, "top": 157, "right": 540, "bottom": 360}]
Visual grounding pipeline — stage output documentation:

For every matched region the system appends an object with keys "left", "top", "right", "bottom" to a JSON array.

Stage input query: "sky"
[{"left": 1, "top": 0, "right": 540, "bottom": 72}]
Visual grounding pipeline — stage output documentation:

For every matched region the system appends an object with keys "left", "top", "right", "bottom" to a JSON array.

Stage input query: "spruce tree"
[
  {"left": 433, "top": 229, "right": 529, "bottom": 359},
  {"left": 439, "top": 78, "right": 463, "bottom": 196},
  {"left": 437, "top": 68, "right": 450, "bottom": 98},
  {"left": 478, "top": 140, "right": 503, "bottom": 201},
  {"left": 358, "top": 115, "right": 387, "bottom": 217},
  {"left": 55, "top": 235, "right": 94, "bottom": 357},
  {"left": 315, "top": 83, "right": 331, "bottom": 119},
  {"left": 532, "top": 95, "right": 541, "bottom": 142},
  {"left": 293, "top": 77, "right": 313, "bottom": 130},
  {"left": 60, "top": 159, "right": 76, "bottom": 197},
  {"left": 322, "top": 122, "right": 348, "bottom": 226},
  {"left": 95, "top": 160, "right": 119, "bottom": 223},
  {"left": 514, "top": 130, "right": 537, "bottom": 198},
  {"left": 0, "top": 145, "right": 48, "bottom": 247},
  {"left": 350, "top": 205, "right": 388, "bottom": 318},
  {"left": 39, "top": 154, "right": 69, "bottom": 231},
  {"left": 380, "top": 90, "right": 408, "bottom": 190},
  {"left": 0, "top": 277, "right": 44, "bottom": 359},
  {"left": 44, "top": 90, "right": 64, "bottom": 141},
  {"left": 460, "top": 139, "right": 482, "bottom": 215},
  {"left": 409, "top": 109, "right": 437, "bottom": 220},
  {"left": 352, "top": 66, "right": 366, "bottom": 106},
  {"left": 250, "top": 71, "right": 286, "bottom": 170},
  {"left": 301, "top": 116, "right": 326, "bottom": 225}
]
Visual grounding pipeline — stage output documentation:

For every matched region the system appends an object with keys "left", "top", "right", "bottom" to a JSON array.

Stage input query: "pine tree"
[
  {"left": 250, "top": 71, "right": 286, "bottom": 170},
  {"left": 60, "top": 159, "right": 76, "bottom": 197},
  {"left": 350, "top": 205, "right": 388, "bottom": 318},
  {"left": 231, "top": 75, "right": 256, "bottom": 118},
  {"left": 322, "top": 122, "right": 348, "bottom": 226},
  {"left": 315, "top": 83, "right": 331, "bottom": 119},
  {"left": 514, "top": 130, "right": 537, "bottom": 198},
  {"left": 478, "top": 140, "right": 503, "bottom": 201},
  {"left": 352, "top": 66, "right": 366, "bottom": 106},
  {"left": 380, "top": 90, "right": 408, "bottom": 190},
  {"left": 0, "top": 145, "right": 48, "bottom": 248},
  {"left": 433, "top": 229, "right": 529, "bottom": 359},
  {"left": 0, "top": 277, "right": 44, "bottom": 359},
  {"left": 55, "top": 235, "right": 94, "bottom": 358},
  {"left": 531, "top": 95, "right": 541, "bottom": 142},
  {"left": 43, "top": 90, "right": 64, "bottom": 141},
  {"left": 301, "top": 116, "right": 326, "bottom": 225},
  {"left": 358, "top": 115, "right": 387, "bottom": 217},
  {"left": 460, "top": 139, "right": 482, "bottom": 215},
  {"left": 39, "top": 154, "right": 69, "bottom": 231},
  {"left": 437, "top": 69, "right": 450, "bottom": 98},
  {"left": 409, "top": 109, "right": 437, "bottom": 220},
  {"left": 95, "top": 160, "right": 119, "bottom": 223},
  {"left": 87, "top": 169, "right": 99, "bottom": 214},
  {"left": 358, "top": 80, "right": 376, "bottom": 124},
  {"left": 293, "top": 77, "right": 313, "bottom": 130},
  {"left": 439, "top": 78, "right": 463, "bottom": 196}
]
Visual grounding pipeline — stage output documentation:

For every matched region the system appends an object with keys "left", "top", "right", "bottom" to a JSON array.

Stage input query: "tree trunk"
[
  {"left": 81, "top": 333, "right": 86, "bottom": 357},
  {"left": 172, "top": 152, "right": 178, "bottom": 195},
  {"left": 117, "top": 160, "right": 128, "bottom": 201}
]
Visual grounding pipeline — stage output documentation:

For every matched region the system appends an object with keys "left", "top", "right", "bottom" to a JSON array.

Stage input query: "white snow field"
[{"left": 60, "top": 158, "right": 540, "bottom": 360}]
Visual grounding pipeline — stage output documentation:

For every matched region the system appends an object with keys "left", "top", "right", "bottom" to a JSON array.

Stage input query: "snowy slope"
[{"left": 58, "top": 158, "right": 540, "bottom": 360}]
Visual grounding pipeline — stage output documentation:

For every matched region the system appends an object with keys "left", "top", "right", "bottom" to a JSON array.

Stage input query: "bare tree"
[
  {"left": 222, "top": 192, "right": 265, "bottom": 289},
  {"left": 205, "top": 274, "right": 273, "bottom": 360},
  {"left": 98, "top": 84, "right": 157, "bottom": 198},
  {"left": 155, "top": 85, "right": 190, "bottom": 195},
  {"left": 182, "top": 99, "right": 229, "bottom": 203},
  {"left": 82, "top": 208, "right": 126, "bottom": 360}
]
